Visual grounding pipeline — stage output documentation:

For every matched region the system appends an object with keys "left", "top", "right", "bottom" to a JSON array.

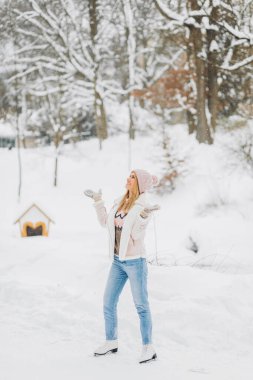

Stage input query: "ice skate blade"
[
  {"left": 94, "top": 348, "right": 118, "bottom": 356},
  {"left": 139, "top": 353, "right": 157, "bottom": 364}
]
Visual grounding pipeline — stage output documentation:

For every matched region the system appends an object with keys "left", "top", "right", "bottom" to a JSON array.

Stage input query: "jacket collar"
[{"left": 134, "top": 193, "right": 148, "bottom": 206}]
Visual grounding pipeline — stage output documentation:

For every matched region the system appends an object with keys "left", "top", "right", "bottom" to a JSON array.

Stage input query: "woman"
[{"left": 84, "top": 169, "right": 159, "bottom": 364}]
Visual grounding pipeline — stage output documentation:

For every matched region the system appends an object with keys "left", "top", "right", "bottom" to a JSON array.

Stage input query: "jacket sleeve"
[
  {"left": 131, "top": 213, "right": 151, "bottom": 241},
  {"left": 93, "top": 199, "right": 108, "bottom": 227}
]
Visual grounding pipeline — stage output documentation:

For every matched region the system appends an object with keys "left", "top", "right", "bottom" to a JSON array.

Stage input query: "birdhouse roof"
[{"left": 14, "top": 203, "right": 55, "bottom": 224}]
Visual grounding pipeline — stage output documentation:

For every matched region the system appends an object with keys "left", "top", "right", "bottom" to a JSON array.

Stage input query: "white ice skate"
[
  {"left": 139, "top": 344, "right": 157, "bottom": 364},
  {"left": 94, "top": 340, "right": 118, "bottom": 356}
]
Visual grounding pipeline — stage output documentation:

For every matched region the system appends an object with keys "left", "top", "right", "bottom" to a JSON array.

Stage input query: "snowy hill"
[{"left": 1, "top": 129, "right": 253, "bottom": 380}]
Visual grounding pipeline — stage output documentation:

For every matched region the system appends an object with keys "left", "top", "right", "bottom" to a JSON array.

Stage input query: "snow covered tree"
[
  {"left": 154, "top": 0, "right": 253, "bottom": 144},
  {"left": 2, "top": 0, "right": 116, "bottom": 150},
  {"left": 1, "top": 0, "right": 252, "bottom": 152}
]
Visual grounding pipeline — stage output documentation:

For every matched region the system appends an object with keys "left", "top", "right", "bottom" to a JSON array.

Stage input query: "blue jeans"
[{"left": 103, "top": 255, "right": 152, "bottom": 345}]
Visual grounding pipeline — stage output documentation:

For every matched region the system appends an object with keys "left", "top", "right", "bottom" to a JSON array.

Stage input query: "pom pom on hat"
[
  {"left": 133, "top": 169, "right": 159, "bottom": 193},
  {"left": 151, "top": 175, "right": 159, "bottom": 186}
]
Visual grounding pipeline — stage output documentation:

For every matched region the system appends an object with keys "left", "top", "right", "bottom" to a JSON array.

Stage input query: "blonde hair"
[{"left": 117, "top": 171, "right": 140, "bottom": 213}]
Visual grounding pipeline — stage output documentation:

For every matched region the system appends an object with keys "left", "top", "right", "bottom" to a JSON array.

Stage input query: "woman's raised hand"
[
  {"left": 84, "top": 189, "right": 102, "bottom": 202},
  {"left": 140, "top": 204, "right": 160, "bottom": 218}
]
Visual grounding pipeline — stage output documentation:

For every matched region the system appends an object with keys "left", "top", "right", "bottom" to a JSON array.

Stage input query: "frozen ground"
[{"left": 1, "top": 129, "right": 253, "bottom": 380}]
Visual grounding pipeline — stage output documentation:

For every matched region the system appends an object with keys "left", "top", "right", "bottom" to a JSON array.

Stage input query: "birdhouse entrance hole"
[{"left": 22, "top": 222, "right": 48, "bottom": 237}]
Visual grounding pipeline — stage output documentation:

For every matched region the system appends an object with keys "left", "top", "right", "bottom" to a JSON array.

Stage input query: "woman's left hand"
[{"left": 140, "top": 204, "right": 160, "bottom": 218}]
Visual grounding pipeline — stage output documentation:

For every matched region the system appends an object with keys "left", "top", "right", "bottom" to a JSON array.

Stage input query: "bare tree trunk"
[
  {"left": 95, "top": 90, "right": 107, "bottom": 144},
  {"left": 137, "top": 38, "right": 147, "bottom": 109},
  {"left": 39, "top": 67, "right": 63, "bottom": 188},
  {"left": 20, "top": 76, "right": 27, "bottom": 149},
  {"left": 53, "top": 130, "right": 61, "bottom": 187},
  {"left": 194, "top": 41, "right": 212, "bottom": 144},
  {"left": 207, "top": 3, "right": 219, "bottom": 132},
  {"left": 89, "top": 0, "right": 107, "bottom": 149},
  {"left": 54, "top": 153, "right": 58, "bottom": 187},
  {"left": 189, "top": 0, "right": 213, "bottom": 144},
  {"left": 16, "top": 110, "right": 22, "bottom": 200},
  {"left": 122, "top": 0, "right": 136, "bottom": 140},
  {"left": 207, "top": 53, "right": 218, "bottom": 132},
  {"left": 186, "top": 27, "right": 197, "bottom": 134},
  {"left": 128, "top": 93, "right": 135, "bottom": 140},
  {"left": 9, "top": 1, "right": 23, "bottom": 200}
]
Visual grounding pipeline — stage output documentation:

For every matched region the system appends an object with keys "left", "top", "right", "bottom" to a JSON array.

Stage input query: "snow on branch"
[
  {"left": 42, "top": 32, "right": 69, "bottom": 64},
  {"left": 27, "top": 87, "right": 64, "bottom": 97},
  {"left": 14, "top": 9, "right": 70, "bottom": 64},
  {"left": 30, "top": 0, "right": 59, "bottom": 31},
  {"left": 59, "top": 0, "right": 94, "bottom": 67},
  {"left": 14, "top": 9, "right": 55, "bottom": 36},
  {"left": 0, "top": 64, "right": 27, "bottom": 74},
  {"left": 5, "top": 55, "right": 62, "bottom": 66},
  {"left": 14, "top": 44, "right": 49, "bottom": 55},
  {"left": 154, "top": 0, "right": 205, "bottom": 29},
  {"left": 16, "top": 27, "right": 44, "bottom": 39},
  {"left": 220, "top": 1, "right": 240, "bottom": 18},
  {"left": 221, "top": 55, "right": 253, "bottom": 71},
  {"left": 188, "top": 9, "right": 208, "bottom": 17},
  {"left": 6, "top": 66, "right": 39, "bottom": 83},
  {"left": 242, "top": 0, "right": 253, "bottom": 13},
  {"left": 67, "top": 50, "right": 93, "bottom": 78},
  {"left": 220, "top": 21, "right": 253, "bottom": 43},
  {"left": 154, "top": 0, "right": 184, "bottom": 23}
]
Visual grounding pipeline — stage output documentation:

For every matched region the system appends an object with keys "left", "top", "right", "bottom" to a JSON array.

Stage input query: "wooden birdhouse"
[{"left": 14, "top": 203, "right": 54, "bottom": 237}]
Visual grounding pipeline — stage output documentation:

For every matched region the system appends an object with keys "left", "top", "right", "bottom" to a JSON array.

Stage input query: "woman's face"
[{"left": 126, "top": 171, "right": 137, "bottom": 192}]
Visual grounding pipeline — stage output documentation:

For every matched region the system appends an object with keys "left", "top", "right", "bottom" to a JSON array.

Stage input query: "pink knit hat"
[{"left": 133, "top": 169, "right": 159, "bottom": 194}]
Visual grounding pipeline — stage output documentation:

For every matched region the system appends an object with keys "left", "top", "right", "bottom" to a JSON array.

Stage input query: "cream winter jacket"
[{"left": 93, "top": 193, "right": 151, "bottom": 261}]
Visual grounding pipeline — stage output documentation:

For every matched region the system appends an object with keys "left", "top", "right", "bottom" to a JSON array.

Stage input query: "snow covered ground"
[{"left": 1, "top": 128, "right": 253, "bottom": 380}]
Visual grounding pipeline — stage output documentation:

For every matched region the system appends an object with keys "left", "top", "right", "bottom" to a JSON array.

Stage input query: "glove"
[
  {"left": 140, "top": 204, "right": 160, "bottom": 218},
  {"left": 84, "top": 189, "right": 102, "bottom": 202}
]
